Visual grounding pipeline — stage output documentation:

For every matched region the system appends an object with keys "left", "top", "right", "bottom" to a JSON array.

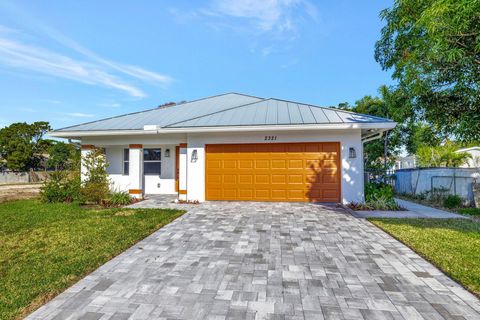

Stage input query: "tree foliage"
[
  {"left": 416, "top": 143, "right": 472, "bottom": 167},
  {"left": 0, "top": 122, "right": 51, "bottom": 171},
  {"left": 47, "top": 142, "right": 80, "bottom": 170},
  {"left": 346, "top": 86, "right": 405, "bottom": 171},
  {"left": 375, "top": 0, "right": 480, "bottom": 141}
]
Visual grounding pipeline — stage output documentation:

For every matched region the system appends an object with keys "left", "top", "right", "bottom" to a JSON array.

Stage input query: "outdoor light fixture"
[
  {"left": 349, "top": 147, "right": 356, "bottom": 159},
  {"left": 191, "top": 149, "right": 198, "bottom": 162},
  {"left": 165, "top": 148, "right": 170, "bottom": 157}
]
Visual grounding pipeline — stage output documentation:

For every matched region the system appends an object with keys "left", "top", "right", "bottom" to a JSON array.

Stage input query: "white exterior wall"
[
  {"left": 144, "top": 144, "right": 176, "bottom": 194},
  {"left": 81, "top": 129, "right": 365, "bottom": 203},
  {"left": 105, "top": 147, "right": 131, "bottom": 191},
  {"left": 104, "top": 145, "right": 177, "bottom": 195},
  {"left": 84, "top": 134, "right": 187, "bottom": 196},
  {"left": 186, "top": 129, "right": 364, "bottom": 204}
]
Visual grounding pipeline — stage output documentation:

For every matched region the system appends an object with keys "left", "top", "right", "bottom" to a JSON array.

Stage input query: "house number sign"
[{"left": 264, "top": 135, "right": 277, "bottom": 141}]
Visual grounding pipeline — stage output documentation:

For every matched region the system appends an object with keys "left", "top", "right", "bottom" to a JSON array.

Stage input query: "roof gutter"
[{"left": 49, "top": 122, "right": 397, "bottom": 138}]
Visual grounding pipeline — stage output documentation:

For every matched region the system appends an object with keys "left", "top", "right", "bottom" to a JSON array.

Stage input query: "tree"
[
  {"left": 0, "top": 122, "right": 52, "bottom": 171},
  {"left": 403, "top": 122, "right": 444, "bottom": 155},
  {"left": 375, "top": 0, "right": 480, "bottom": 142},
  {"left": 46, "top": 141, "right": 79, "bottom": 170},
  {"left": 347, "top": 86, "right": 404, "bottom": 172},
  {"left": 416, "top": 143, "right": 472, "bottom": 167}
]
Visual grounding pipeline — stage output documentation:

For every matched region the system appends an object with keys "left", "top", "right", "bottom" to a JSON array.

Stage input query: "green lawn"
[
  {"left": 0, "top": 199, "right": 184, "bottom": 320},
  {"left": 369, "top": 218, "right": 480, "bottom": 297}
]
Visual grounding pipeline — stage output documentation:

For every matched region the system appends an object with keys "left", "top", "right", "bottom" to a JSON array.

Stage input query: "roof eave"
[{"left": 49, "top": 122, "right": 396, "bottom": 139}]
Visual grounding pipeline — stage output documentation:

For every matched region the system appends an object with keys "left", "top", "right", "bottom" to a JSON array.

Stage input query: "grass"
[
  {"left": 369, "top": 218, "right": 480, "bottom": 297},
  {"left": 0, "top": 199, "right": 184, "bottom": 320}
]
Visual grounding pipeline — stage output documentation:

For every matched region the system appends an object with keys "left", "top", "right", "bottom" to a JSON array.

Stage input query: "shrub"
[
  {"left": 363, "top": 182, "right": 402, "bottom": 210},
  {"left": 40, "top": 171, "right": 81, "bottom": 203},
  {"left": 443, "top": 194, "right": 463, "bottom": 209},
  {"left": 365, "top": 182, "right": 395, "bottom": 203},
  {"left": 80, "top": 182, "right": 110, "bottom": 205},
  {"left": 458, "top": 208, "right": 480, "bottom": 216},
  {"left": 106, "top": 191, "right": 132, "bottom": 207},
  {"left": 81, "top": 148, "right": 110, "bottom": 204}
]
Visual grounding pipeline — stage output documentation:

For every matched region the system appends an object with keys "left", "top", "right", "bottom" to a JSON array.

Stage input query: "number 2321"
[{"left": 264, "top": 136, "right": 277, "bottom": 141}]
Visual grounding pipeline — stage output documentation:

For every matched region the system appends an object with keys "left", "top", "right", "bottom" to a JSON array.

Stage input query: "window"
[
  {"left": 123, "top": 149, "right": 129, "bottom": 175},
  {"left": 144, "top": 148, "right": 161, "bottom": 175}
]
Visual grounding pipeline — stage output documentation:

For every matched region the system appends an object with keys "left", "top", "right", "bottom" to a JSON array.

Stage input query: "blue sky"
[{"left": 0, "top": 0, "right": 393, "bottom": 130}]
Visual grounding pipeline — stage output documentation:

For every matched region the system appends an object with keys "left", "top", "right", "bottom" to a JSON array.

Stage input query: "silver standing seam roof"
[{"left": 55, "top": 93, "right": 393, "bottom": 132}]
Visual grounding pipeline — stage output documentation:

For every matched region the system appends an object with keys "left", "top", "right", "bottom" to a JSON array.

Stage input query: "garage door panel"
[
  {"left": 223, "top": 160, "right": 237, "bottom": 169},
  {"left": 239, "top": 175, "right": 253, "bottom": 184},
  {"left": 271, "top": 189, "right": 287, "bottom": 199},
  {"left": 271, "top": 160, "right": 286, "bottom": 169},
  {"left": 323, "top": 189, "right": 339, "bottom": 201},
  {"left": 271, "top": 175, "right": 286, "bottom": 184},
  {"left": 255, "top": 159, "right": 270, "bottom": 169},
  {"left": 223, "top": 189, "right": 237, "bottom": 198},
  {"left": 288, "top": 189, "right": 305, "bottom": 200},
  {"left": 223, "top": 175, "right": 237, "bottom": 184},
  {"left": 288, "top": 175, "right": 303, "bottom": 184},
  {"left": 207, "top": 160, "right": 222, "bottom": 169},
  {"left": 322, "top": 174, "right": 337, "bottom": 183},
  {"left": 207, "top": 174, "right": 222, "bottom": 184},
  {"left": 239, "top": 189, "right": 254, "bottom": 198},
  {"left": 288, "top": 159, "right": 303, "bottom": 169},
  {"left": 206, "top": 142, "right": 340, "bottom": 202},
  {"left": 255, "top": 175, "right": 269, "bottom": 184},
  {"left": 239, "top": 160, "right": 253, "bottom": 169},
  {"left": 255, "top": 189, "right": 270, "bottom": 199}
]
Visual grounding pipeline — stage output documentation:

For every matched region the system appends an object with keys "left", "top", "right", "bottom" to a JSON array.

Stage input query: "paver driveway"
[{"left": 28, "top": 200, "right": 480, "bottom": 320}]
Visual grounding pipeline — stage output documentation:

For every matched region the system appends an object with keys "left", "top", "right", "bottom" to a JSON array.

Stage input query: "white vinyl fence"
[{"left": 395, "top": 168, "right": 480, "bottom": 203}]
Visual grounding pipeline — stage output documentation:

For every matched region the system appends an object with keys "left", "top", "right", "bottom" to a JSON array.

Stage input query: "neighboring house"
[
  {"left": 456, "top": 147, "right": 480, "bottom": 168},
  {"left": 394, "top": 155, "right": 417, "bottom": 170},
  {"left": 50, "top": 93, "right": 396, "bottom": 204}
]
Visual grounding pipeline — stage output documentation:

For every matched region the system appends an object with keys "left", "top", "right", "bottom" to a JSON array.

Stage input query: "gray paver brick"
[{"left": 26, "top": 197, "right": 480, "bottom": 319}]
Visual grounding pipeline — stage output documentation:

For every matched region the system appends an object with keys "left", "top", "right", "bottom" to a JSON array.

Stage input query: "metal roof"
[{"left": 55, "top": 92, "right": 393, "bottom": 132}]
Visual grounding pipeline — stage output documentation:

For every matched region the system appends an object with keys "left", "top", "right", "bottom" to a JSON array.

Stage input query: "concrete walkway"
[
  {"left": 350, "top": 198, "right": 467, "bottom": 219},
  {"left": 27, "top": 199, "right": 479, "bottom": 320}
]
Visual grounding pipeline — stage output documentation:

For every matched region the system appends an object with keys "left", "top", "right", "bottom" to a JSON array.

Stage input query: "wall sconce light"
[
  {"left": 349, "top": 147, "right": 356, "bottom": 159},
  {"left": 191, "top": 149, "right": 198, "bottom": 162},
  {"left": 165, "top": 148, "right": 170, "bottom": 157}
]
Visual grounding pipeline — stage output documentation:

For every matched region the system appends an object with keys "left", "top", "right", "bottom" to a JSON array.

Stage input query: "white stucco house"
[
  {"left": 456, "top": 147, "right": 480, "bottom": 168},
  {"left": 394, "top": 155, "right": 417, "bottom": 170},
  {"left": 50, "top": 93, "right": 396, "bottom": 204}
]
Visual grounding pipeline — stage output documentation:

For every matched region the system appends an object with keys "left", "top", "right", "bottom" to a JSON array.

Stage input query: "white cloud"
[
  {"left": 37, "top": 25, "right": 172, "bottom": 87},
  {"left": 0, "top": 16, "right": 173, "bottom": 97},
  {"left": 62, "top": 112, "right": 96, "bottom": 118},
  {"left": 0, "top": 35, "right": 146, "bottom": 97},
  {"left": 209, "top": 0, "right": 318, "bottom": 35}
]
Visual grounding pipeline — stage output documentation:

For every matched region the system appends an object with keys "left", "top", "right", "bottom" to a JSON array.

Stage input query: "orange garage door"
[{"left": 205, "top": 142, "right": 341, "bottom": 202}]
